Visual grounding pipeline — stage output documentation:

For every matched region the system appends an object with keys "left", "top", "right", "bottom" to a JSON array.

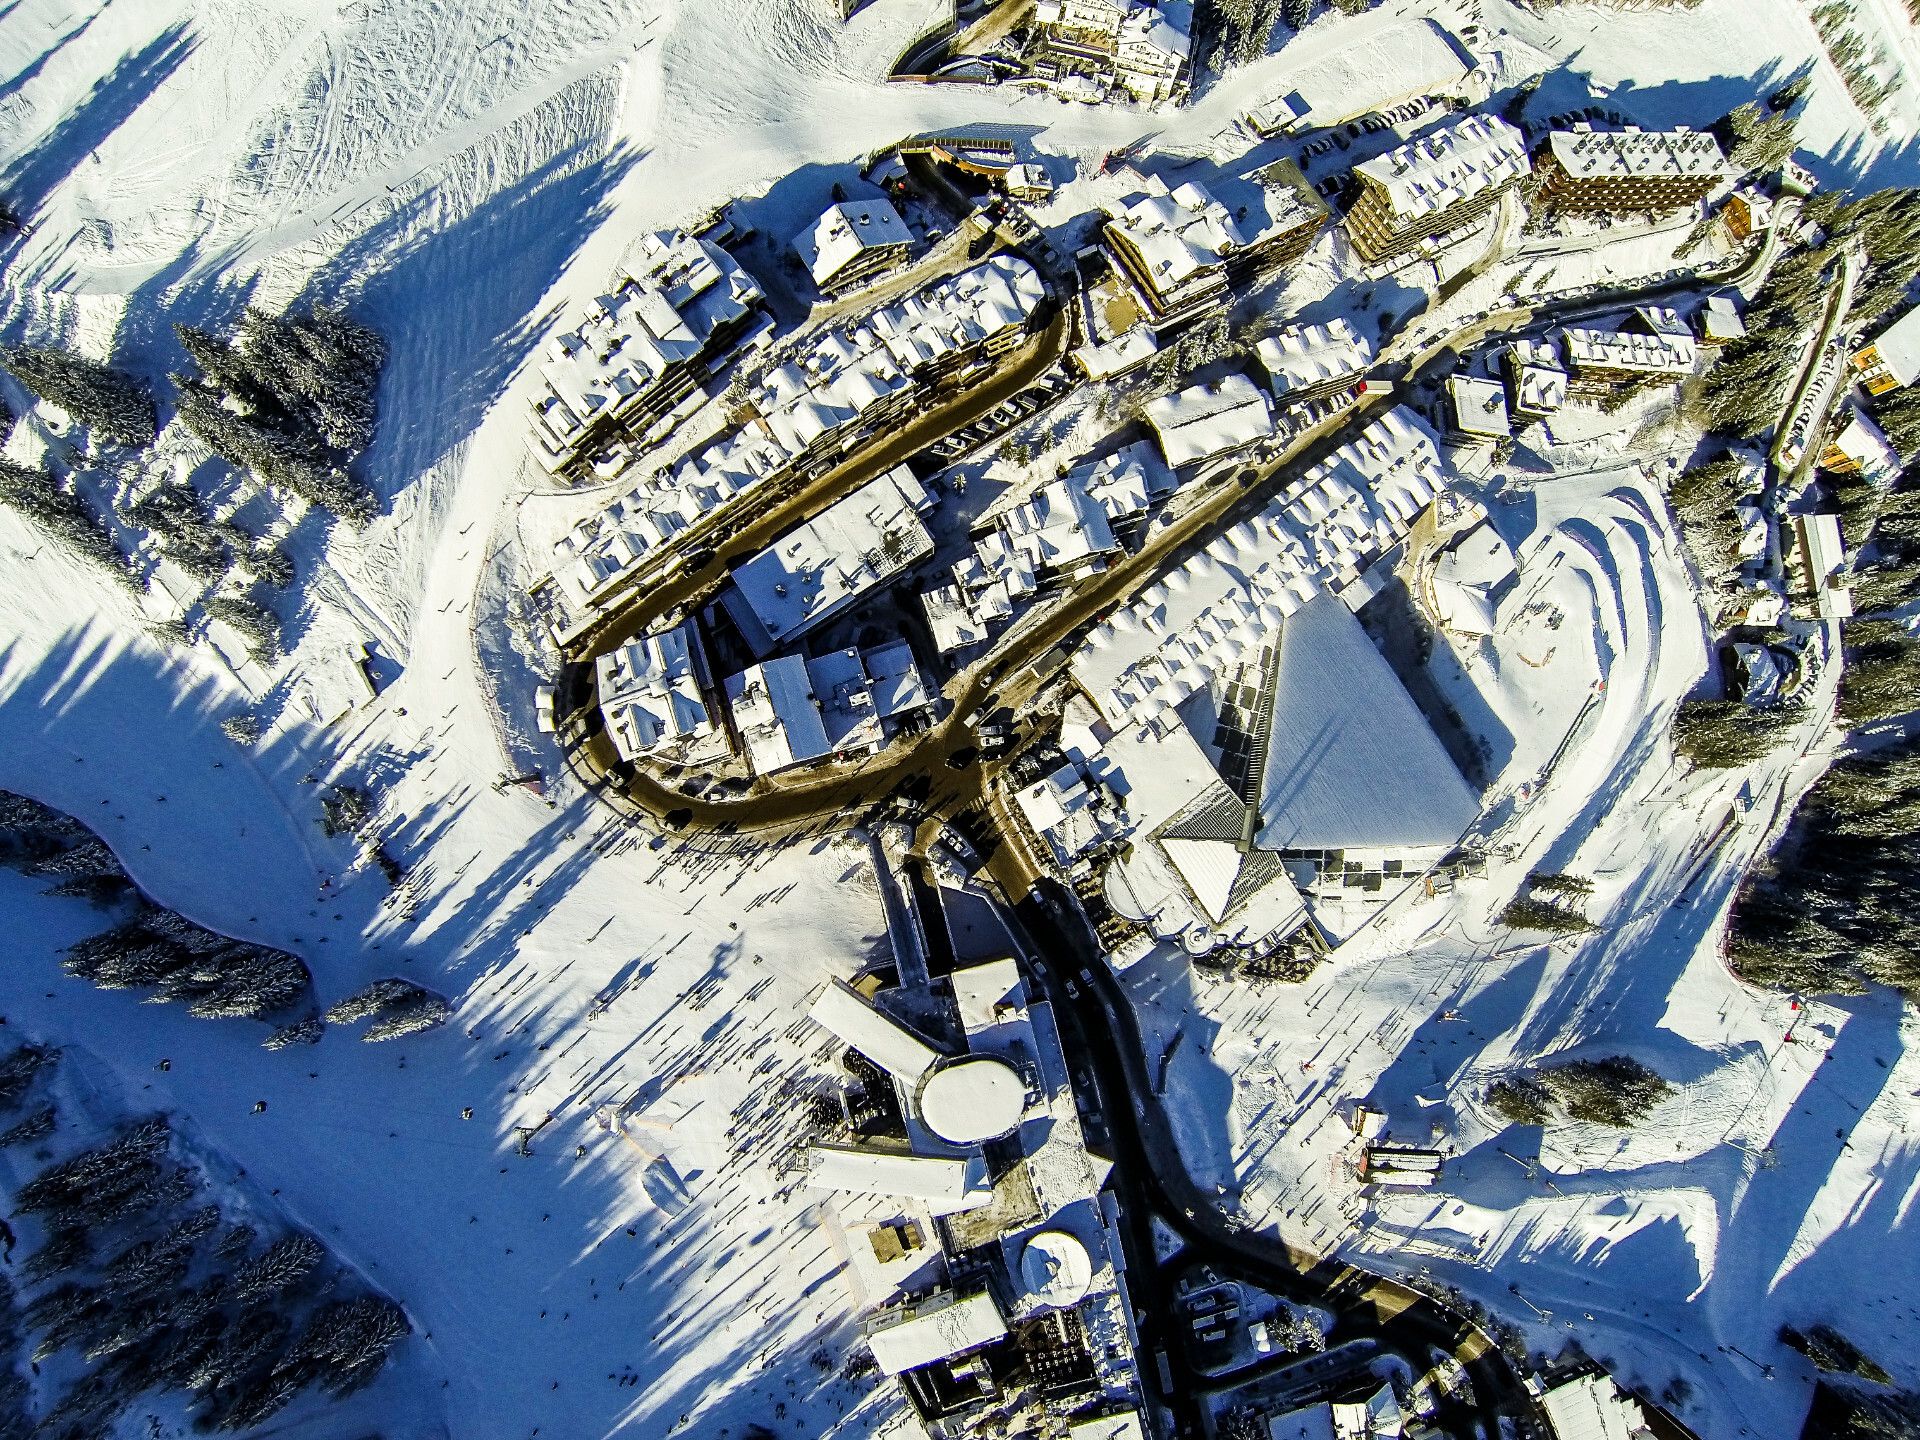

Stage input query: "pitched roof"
[{"left": 1254, "top": 592, "right": 1479, "bottom": 851}]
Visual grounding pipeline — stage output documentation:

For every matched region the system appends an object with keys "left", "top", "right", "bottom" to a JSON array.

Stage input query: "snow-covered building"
[
  {"left": 1790, "top": 512, "right": 1853, "bottom": 621},
  {"left": 1429, "top": 520, "right": 1517, "bottom": 634},
  {"left": 1346, "top": 113, "right": 1529, "bottom": 262},
  {"left": 1145, "top": 374, "right": 1274, "bottom": 470},
  {"left": 1852, "top": 305, "right": 1920, "bottom": 395},
  {"left": 924, "top": 444, "right": 1174, "bottom": 655},
  {"left": 594, "top": 621, "right": 719, "bottom": 764},
  {"left": 807, "top": 642, "right": 933, "bottom": 754},
  {"left": 1538, "top": 1373, "right": 1656, "bottom": 1440},
  {"left": 1721, "top": 187, "right": 1773, "bottom": 244},
  {"left": 802, "top": 956, "right": 1137, "bottom": 1404},
  {"left": 1555, "top": 324, "right": 1697, "bottom": 395},
  {"left": 1033, "top": 0, "right": 1193, "bottom": 105},
  {"left": 660, "top": 255, "right": 1043, "bottom": 510},
  {"left": 1069, "top": 411, "right": 1462, "bottom": 935},
  {"left": 1821, "top": 406, "right": 1901, "bottom": 485},
  {"left": 725, "top": 655, "right": 832, "bottom": 774},
  {"left": 1100, "top": 163, "right": 1325, "bottom": 325},
  {"left": 1011, "top": 752, "right": 1133, "bottom": 875},
  {"left": 722, "top": 466, "right": 935, "bottom": 655},
  {"left": 1268, "top": 1383, "right": 1406, "bottom": 1440},
  {"left": 793, "top": 199, "right": 914, "bottom": 297},
  {"left": 1502, "top": 338, "right": 1570, "bottom": 420},
  {"left": 1446, "top": 375, "right": 1511, "bottom": 441},
  {"left": 1004, "top": 162, "right": 1055, "bottom": 202},
  {"left": 1698, "top": 293, "right": 1747, "bottom": 346},
  {"left": 865, "top": 1289, "right": 1008, "bottom": 1375},
  {"left": 1534, "top": 124, "right": 1727, "bottom": 215},
  {"left": 1256, "top": 318, "right": 1376, "bottom": 406},
  {"left": 528, "top": 228, "right": 767, "bottom": 474},
  {"left": 724, "top": 640, "right": 931, "bottom": 774}
]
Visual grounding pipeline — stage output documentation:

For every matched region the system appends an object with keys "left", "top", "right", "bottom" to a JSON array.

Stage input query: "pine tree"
[
  {"left": 0, "top": 459, "right": 137, "bottom": 589},
  {"left": 229, "top": 1233, "right": 324, "bottom": 1304},
  {"left": 0, "top": 346, "right": 157, "bottom": 447},
  {"left": 0, "top": 1105, "right": 55, "bottom": 1148}
]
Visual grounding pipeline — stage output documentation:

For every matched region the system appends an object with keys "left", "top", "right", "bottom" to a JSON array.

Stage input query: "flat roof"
[
  {"left": 808, "top": 978, "right": 943, "bottom": 1081},
  {"left": 808, "top": 1144, "right": 991, "bottom": 1214},
  {"left": 866, "top": 1290, "right": 1008, "bottom": 1375}
]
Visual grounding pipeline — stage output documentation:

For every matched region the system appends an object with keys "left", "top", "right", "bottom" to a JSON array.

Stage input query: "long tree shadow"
[
  {"left": 298, "top": 142, "right": 642, "bottom": 507},
  {"left": 0, "top": 23, "right": 194, "bottom": 223}
]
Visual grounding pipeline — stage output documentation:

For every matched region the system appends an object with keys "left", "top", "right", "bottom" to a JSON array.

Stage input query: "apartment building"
[
  {"left": 1533, "top": 124, "right": 1727, "bottom": 214},
  {"left": 1345, "top": 113, "right": 1528, "bottom": 263}
]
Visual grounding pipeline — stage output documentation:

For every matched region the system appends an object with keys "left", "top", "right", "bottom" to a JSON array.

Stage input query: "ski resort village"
[{"left": 11, "top": 0, "right": 1920, "bottom": 1439}]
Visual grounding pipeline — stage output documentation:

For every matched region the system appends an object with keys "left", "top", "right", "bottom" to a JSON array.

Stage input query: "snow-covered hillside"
[{"left": 0, "top": 0, "right": 1914, "bottom": 1435}]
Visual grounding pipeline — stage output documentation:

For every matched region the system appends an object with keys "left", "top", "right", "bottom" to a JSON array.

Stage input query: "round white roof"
[
  {"left": 918, "top": 1057, "right": 1024, "bottom": 1144},
  {"left": 1020, "top": 1230, "right": 1093, "bottom": 1309}
]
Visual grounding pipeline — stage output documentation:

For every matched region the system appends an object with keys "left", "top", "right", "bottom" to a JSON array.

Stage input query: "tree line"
[
  {"left": 0, "top": 305, "right": 386, "bottom": 663},
  {"left": 0, "top": 1054, "right": 409, "bottom": 1439},
  {"left": 0, "top": 789, "right": 316, "bottom": 1034}
]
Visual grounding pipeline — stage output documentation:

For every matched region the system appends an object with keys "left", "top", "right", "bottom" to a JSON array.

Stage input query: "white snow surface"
[{"left": 0, "top": 0, "right": 1915, "bottom": 1436}]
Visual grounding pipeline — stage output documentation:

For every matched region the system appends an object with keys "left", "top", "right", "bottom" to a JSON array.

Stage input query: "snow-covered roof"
[
  {"left": 1067, "top": 1412, "right": 1148, "bottom": 1440},
  {"left": 1116, "top": 0, "right": 1190, "bottom": 64},
  {"left": 531, "top": 230, "right": 763, "bottom": 468},
  {"left": 1256, "top": 318, "right": 1375, "bottom": 398},
  {"left": 1075, "top": 326, "right": 1161, "bottom": 380},
  {"left": 667, "top": 256, "right": 1042, "bottom": 517},
  {"left": 806, "top": 648, "right": 883, "bottom": 753},
  {"left": 1545, "top": 125, "right": 1726, "bottom": 182},
  {"left": 1792, "top": 512, "right": 1853, "bottom": 620},
  {"left": 866, "top": 1290, "right": 1008, "bottom": 1375},
  {"left": 1505, "top": 338, "right": 1569, "bottom": 415},
  {"left": 1267, "top": 1405, "right": 1338, "bottom": 1440},
  {"left": 1701, "top": 293, "right": 1747, "bottom": 343},
  {"left": 808, "top": 1145, "right": 992, "bottom": 1214},
  {"left": 793, "top": 199, "right": 912, "bottom": 290},
  {"left": 1254, "top": 591, "right": 1479, "bottom": 852},
  {"left": 1076, "top": 441, "right": 1176, "bottom": 517},
  {"left": 595, "top": 621, "right": 714, "bottom": 761},
  {"left": 1448, "top": 376, "right": 1511, "bottom": 439},
  {"left": 1144, "top": 373, "right": 1274, "bottom": 469},
  {"left": 1557, "top": 325, "right": 1696, "bottom": 378},
  {"left": 724, "top": 466, "right": 933, "bottom": 653},
  {"left": 1432, "top": 520, "right": 1517, "bottom": 634},
  {"left": 1539, "top": 1374, "right": 1652, "bottom": 1440},
  {"left": 808, "top": 978, "right": 943, "bottom": 1080},
  {"left": 1354, "top": 113, "right": 1528, "bottom": 222},
  {"left": 1004, "top": 162, "right": 1054, "bottom": 197},
  {"left": 1826, "top": 407, "right": 1901, "bottom": 478},
  {"left": 725, "top": 656, "right": 832, "bottom": 774},
  {"left": 1105, "top": 166, "right": 1320, "bottom": 296},
  {"left": 1075, "top": 408, "right": 1447, "bottom": 728},
  {"left": 864, "top": 639, "right": 930, "bottom": 717},
  {"left": 1866, "top": 305, "right": 1920, "bottom": 388}
]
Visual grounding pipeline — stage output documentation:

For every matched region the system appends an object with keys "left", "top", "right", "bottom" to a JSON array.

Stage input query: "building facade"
[
  {"left": 1532, "top": 124, "right": 1727, "bottom": 215},
  {"left": 1101, "top": 161, "right": 1325, "bottom": 327},
  {"left": 1345, "top": 113, "right": 1528, "bottom": 263}
]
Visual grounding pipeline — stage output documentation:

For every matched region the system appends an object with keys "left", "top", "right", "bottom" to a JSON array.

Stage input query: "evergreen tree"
[
  {"left": 0, "top": 1105, "right": 55, "bottom": 1148},
  {"left": 0, "top": 459, "right": 137, "bottom": 589},
  {"left": 0, "top": 346, "right": 157, "bottom": 447}
]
